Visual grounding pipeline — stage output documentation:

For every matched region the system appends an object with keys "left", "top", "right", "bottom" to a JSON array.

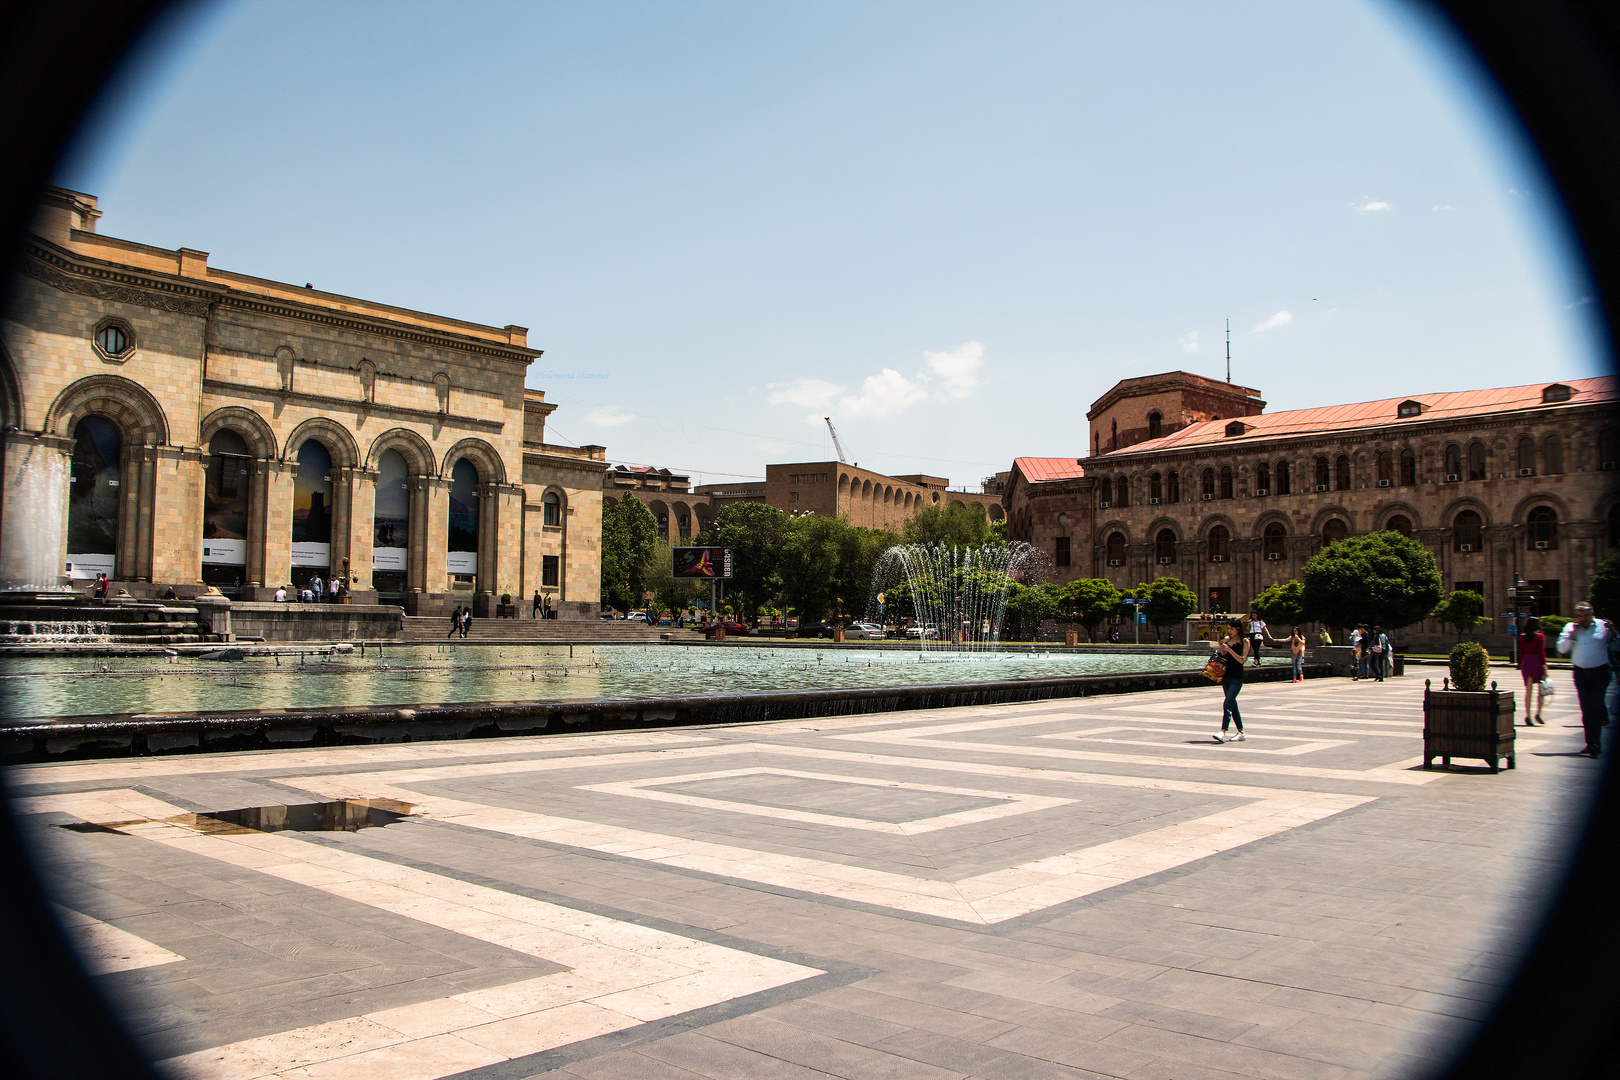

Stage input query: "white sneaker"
[
  {"left": 1213, "top": 732, "right": 1227, "bottom": 743},
  {"left": 1231, "top": 732, "right": 1246, "bottom": 741}
]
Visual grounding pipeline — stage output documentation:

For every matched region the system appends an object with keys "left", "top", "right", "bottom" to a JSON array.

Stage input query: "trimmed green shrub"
[
  {"left": 1539, "top": 614, "right": 1569, "bottom": 641},
  {"left": 1448, "top": 641, "right": 1491, "bottom": 692},
  {"left": 500, "top": 593, "right": 512, "bottom": 605}
]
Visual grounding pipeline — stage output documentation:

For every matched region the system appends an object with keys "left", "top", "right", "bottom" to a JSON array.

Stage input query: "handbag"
[
  {"left": 1539, "top": 677, "right": 1555, "bottom": 698},
  {"left": 1201, "top": 656, "right": 1228, "bottom": 682}
]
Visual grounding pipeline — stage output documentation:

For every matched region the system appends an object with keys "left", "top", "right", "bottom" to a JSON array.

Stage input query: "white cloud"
[
  {"left": 767, "top": 379, "right": 843, "bottom": 412},
  {"left": 922, "top": 341, "right": 984, "bottom": 400},
  {"left": 1508, "top": 187, "right": 1528, "bottom": 198},
  {"left": 1431, "top": 203, "right": 1455, "bottom": 211},
  {"left": 755, "top": 439, "right": 791, "bottom": 454},
  {"left": 583, "top": 405, "right": 633, "bottom": 427},
  {"left": 1179, "top": 331, "right": 1200, "bottom": 354},
  {"left": 838, "top": 368, "right": 929, "bottom": 420},
  {"left": 1353, "top": 198, "right": 1393, "bottom": 214},
  {"left": 1252, "top": 310, "right": 1293, "bottom": 334}
]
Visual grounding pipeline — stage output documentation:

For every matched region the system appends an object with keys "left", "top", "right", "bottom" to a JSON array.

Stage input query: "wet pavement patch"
[{"left": 56, "top": 798, "right": 417, "bottom": 836}]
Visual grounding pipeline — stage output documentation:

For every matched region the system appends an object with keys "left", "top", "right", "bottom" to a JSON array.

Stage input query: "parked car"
[
  {"left": 598, "top": 612, "right": 617, "bottom": 621},
  {"left": 793, "top": 621, "right": 835, "bottom": 638},
  {"left": 717, "top": 619, "right": 751, "bottom": 635},
  {"left": 904, "top": 623, "right": 939, "bottom": 639},
  {"left": 626, "top": 611, "right": 650, "bottom": 623},
  {"left": 846, "top": 622, "right": 886, "bottom": 639}
]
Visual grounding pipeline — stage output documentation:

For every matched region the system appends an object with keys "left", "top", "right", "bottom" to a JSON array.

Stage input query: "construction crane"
[{"left": 824, "top": 417, "right": 849, "bottom": 464}]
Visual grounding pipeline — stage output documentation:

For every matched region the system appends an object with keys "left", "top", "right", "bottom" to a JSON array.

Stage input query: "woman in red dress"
[{"left": 1519, "top": 616, "right": 1548, "bottom": 725}]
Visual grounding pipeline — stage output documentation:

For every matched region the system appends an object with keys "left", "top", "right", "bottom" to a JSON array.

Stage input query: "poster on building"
[
  {"left": 202, "top": 539, "right": 246, "bottom": 565},
  {"left": 66, "top": 554, "right": 115, "bottom": 580},
  {"left": 373, "top": 547, "right": 407, "bottom": 572},
  {"left": 292, "top": 542, "right": 331, "bottom": 568},
  {"left": 672, "top": 547, "right": 732, "bottom": 579},
  {"left": 447, "top": 551, "right": 478, "bottom": 574}
]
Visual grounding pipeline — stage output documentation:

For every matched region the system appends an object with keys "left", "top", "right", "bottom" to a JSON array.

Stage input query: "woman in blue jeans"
[{"left": 1214, "top": 618, "right": 1252, "bottom": 742}]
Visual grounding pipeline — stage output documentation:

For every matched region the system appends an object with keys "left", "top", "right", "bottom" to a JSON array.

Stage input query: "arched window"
[
  {"left": 1116, "top": 475, "right": 1130, "bottom": 508},
  {"left": 1544, "top": 434, "right": 1564, "bottom": 475},
  {"left": 1322, "top": 519, "right": 1348, "bottom": 545},
  {"left": 1155, "top": 528, "right": 1177, "bottom": 563},
  {"left": 1314, "top": 456, "right": 1330, "bottom": 489},
  {"left": 1219, "top": 466, "right": 1233, "bottom": 500},
  {"left": 1167, "top": 471, "right": 1181, "bottom": 504},
  {"left": 1453, "top": 509, "right": 1482, "bottom": 552},
  {"left": 1334, "top": 454, "right": 1351, "bottom": 491},
  {"left": 1208, "top": 525, "right": 1230, "bottom": 561},
  {"left": 1201, "top": 468, "right": 1215, "bottom": 498},
  {"left": 1527, "top": 506, "right": 1559, "bottom": 550},
  {"left": 291, "top": 439, "right": 334, "bottom": 588},
  {"left": 1517, "top": 436, "right": 1536, "bottom": 474},
  {"left": 370, "top": 448, "right": 411, "bottom": 599},
  {"left": 1445, "top": 445, "right": 1463, "bottom": 479},
  {"left": 1256, "top": 462, "right": 1271, "bottom": 494},
  {"left": 543, "top": 491, "right": 561, "bottom": 526},
  {"left": 447, "top": 457, "right": 481, "bottom": 583},
  {"left": 1385, "top": 515, "right": 1412, "bottom": 537},
  {"left": 1400, "top": 449, "right": 1416, "bottom": 486},
  {"left": 1147, "top": 411, "right": 1162, "bottom": 439},
  {"left": 1263, "top": 522, "right": 1287, "bottom": 559},
  {"left": 1377, "top": 450, "right": 1393, "bottom": 485},
  {"left": 67, "top": 415, "right": 123, "bottom": 581},
  {"left": 1467, "top": 441, "right": 1487, "bottom": 481},
  {"left": 1106, "top": 531, "right": 1126, "bottom": 565},
  {"left": 1276, "top": 460, "right": 1291, "bottom": 496},
  {"left": 1099, "top": 478, "right": 1113, "bottom": 506},
  {"left": 1149, "top": 472, "right": 1162, "bottom": 502},
  {"left": 203, "top": 429, "right": 253, "bottom": 596}
]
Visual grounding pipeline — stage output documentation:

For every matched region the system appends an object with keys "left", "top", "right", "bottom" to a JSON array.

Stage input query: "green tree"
[
  {"left": 1004, "top": 581, "right": 1063, "bottom": 641},
  {"left": 1589, "top": 552, "right": 1620, "bottom": 619},
  {"left": 704, "top": 502, "right": 788, "bottom": 621},
  {"left": 1135, "top": 577, "right": 1198, "bottom": 642},
  {"left": 599, "top": 497, "right": 660, "bottom": 611},
  {"left": 1251, "top": 580, "right": 1306, "bottom": 629},
  {"left": 1300, "top": 531, "right": 1443, "bottom": 630},
  {"left": 1431, "top": 589, "right": 1487, "bottom": 640},
  {"left": 776, "top": 515, "right": 901, "bottom": 622},
  {"left": 903, "top": 501, "right": 990, "bottom": 547},
  {"left": 1061, "top": 578, "right": 1122, "bottom": 642}
]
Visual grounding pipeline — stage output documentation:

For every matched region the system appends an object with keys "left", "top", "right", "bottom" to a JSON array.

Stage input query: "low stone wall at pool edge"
[
  {"left": 221, "top": 602, "right": 403, "bottom": 642},
  {"left": 0, "top": 662, "right": 1334, "bottom": 764}
]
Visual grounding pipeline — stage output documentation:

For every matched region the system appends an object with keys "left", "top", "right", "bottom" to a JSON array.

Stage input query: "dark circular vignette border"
[{"left": 0, "top": 2, "right": 1616, "bottom": 1077}]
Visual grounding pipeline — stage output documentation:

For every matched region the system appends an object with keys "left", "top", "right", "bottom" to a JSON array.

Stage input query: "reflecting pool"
[{"left": 0, "top": 644, "right": 1208, "bottom": 721}]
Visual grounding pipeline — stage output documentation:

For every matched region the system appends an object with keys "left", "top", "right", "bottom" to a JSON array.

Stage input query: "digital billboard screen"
[{"left": 672, "top": 546, "right": 733, "bottom": 580}]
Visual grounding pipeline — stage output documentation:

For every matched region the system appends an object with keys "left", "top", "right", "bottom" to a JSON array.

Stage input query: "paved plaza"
[{"left": 7, "top": 673, "right": 1604, "bottom": 1080}]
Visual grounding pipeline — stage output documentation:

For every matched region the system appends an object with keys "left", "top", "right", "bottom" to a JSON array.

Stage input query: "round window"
[{"left": 93, "top": 320, "right": 133, "bottom": 360}]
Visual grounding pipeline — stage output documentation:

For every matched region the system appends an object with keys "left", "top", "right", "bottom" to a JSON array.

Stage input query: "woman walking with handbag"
[
  {"left": 1214, "top": 618, "right": 1252, "bottom": 742},
  {"left": 1519, "top": 616, "right": 1548, "bottom": 725}
]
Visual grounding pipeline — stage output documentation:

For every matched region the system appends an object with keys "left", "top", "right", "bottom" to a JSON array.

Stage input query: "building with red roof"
[{"left": 1006, "top": 371, "right": 1620, "bottom": 645}]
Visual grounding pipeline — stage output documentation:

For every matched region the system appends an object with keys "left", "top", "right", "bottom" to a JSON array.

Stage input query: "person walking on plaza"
[
  {"left": 1289, "top": 626, "right": 1306, "bottom": 682},
  {"left": 1214, "top": 618, "right": 1251, "bottom": 743},
  {"left": 1349, "top": 625, "right": 1364, "bottom": 680},
  {"left": 1369, "top": 626, "right": 1389, "bottom": 682},
  {"left": 310, "top": 574, "right": 323, "bottom": 604},
  {"left": 532, "top": 590, "right": 542, "bottom": 619},
  {"left": 1519, "top": 616, "right": 1549, "bottom": 725},
  {"left": 544, "top": 593, "right": 553, "bottom": 620},
  {"left": 448, "top": 605, "right": 462, "bottom": 639},
  {"left": 1246, "top": 609, "right": 1270, "bottom": 666},
  {"left": 459, "top": 607, "right": 471, "bottom": 638},
  {"left": 1557, "top": 602, "right": 1612, "bottom": 758}
]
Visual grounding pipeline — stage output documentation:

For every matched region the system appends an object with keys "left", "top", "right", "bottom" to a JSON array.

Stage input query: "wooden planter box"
[
  {"left": 1423, "top": 680, "right": 1516, "bottom": 772},
  {"left": 496, "top": 603, "right": 516, "bottom": 619}
]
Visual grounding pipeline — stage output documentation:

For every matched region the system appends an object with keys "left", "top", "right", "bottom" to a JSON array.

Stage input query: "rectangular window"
[
  {"left": 1055, "top": 536, "right": 1071, "bottom": 567},
  {"left": 542, "top": 555, "right": 559, "bottom": 587},
  {"left": 1207, "top": 587, "right": 1231, "bottom": 614},
  {"left": 791, "top": 492, "right": 800, "bottom": 502},
  {"left": 1529, "top": 579, "right": 1561, "bottom": 616}
]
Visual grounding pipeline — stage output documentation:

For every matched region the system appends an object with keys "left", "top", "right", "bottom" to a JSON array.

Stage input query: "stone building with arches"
[
  {"left": 0, "top": 188, "right": 605, "bottom": 618},
  {"left": 694, "top": 461, "right": 1004, "bottom": 532},
  {"left": 1005, "top": 371, "right": 1619, "bottom": 646}
]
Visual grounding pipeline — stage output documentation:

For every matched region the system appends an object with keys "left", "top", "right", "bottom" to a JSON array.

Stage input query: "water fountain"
[
  {"left": 872, "top": 541, "right": 1040, "bottom": 651},
  {"left": 0, "top": 441, "right": 70, "bottom": 592}
]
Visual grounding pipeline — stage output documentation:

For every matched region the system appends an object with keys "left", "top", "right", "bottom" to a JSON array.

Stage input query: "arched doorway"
[
  {"left": 447, "top": 457, "right": 479, "bottom": 595},
  {"left": 291, "top": 439, "right": 335, "bottom": 593},
  {"left": 372, "top": 449, "right": 411, "bottom": 602},
  {"left": 201, "top": 429, "right": 253, "bottom": 597},
  {"left": 66, "top": 415, "right": 121, "bottom": 582}
]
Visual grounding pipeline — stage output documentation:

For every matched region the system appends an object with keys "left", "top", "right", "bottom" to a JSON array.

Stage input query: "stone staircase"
[{"left": 399, "top": 615, "right": 702, "bottom": 645}]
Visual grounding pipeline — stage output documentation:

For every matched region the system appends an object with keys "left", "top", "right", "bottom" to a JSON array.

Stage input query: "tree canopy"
[
  {"left": 903, "top": 501, "right": 990, "bottom": 547},
  {"left": 1431, "top": 589, "right": 1487, "bottom": 640},
  {"left": 698, "top": 502, "right": 788, "bottom": 619},
  {"left": 1133, "top": 577, "right": 1198, "bottom": 640},
  {"left": 1300, "top": 531, "right": 1443, "bottom": 629},
  {"left": 1060, "top": 578, "right": 1122, "bottom": 641},
  {"left": 1251, "top": 580, "right": 1306, "bottom": 628},
  {"left": 599, "top": 496, "right": 660, "bottom": 611}
]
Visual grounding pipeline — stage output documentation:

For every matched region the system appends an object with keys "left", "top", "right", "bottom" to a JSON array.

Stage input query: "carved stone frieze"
[{"left": 21, "top": 259, "right": 212, "bottom": 318}]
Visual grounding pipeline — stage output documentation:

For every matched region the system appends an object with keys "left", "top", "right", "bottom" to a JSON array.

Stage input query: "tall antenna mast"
[{"left": 1225, "top": 319, "right": 1231, "bottom": 383}]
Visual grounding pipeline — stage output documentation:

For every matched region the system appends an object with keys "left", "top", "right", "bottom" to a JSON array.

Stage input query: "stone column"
[
  {"left": 328, "top": 465, "right": 353, "bottom": 582},
  {"left": 245, "top": 455, "right": 269, "bottom": 591},
  {"left": 152, "top": 445, "right": 204, "bottom": 585},
  {"left": 408, "top": 474, "right": 431, "bottom": 595},
  {"left": 260, "top": 457, "right": 294, "bottom": 595},
  {"left": 422, "top": 476, "right": 450, "bottom": 595},
  {"left": 345, "top": 466, "right": 376, "bottom": 600}
]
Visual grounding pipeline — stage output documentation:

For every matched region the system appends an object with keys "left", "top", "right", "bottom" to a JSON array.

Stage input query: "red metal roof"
[
  {"left": 1015, "top": 457, "right": 1086, "bottom": 483},
  {"left": 1115, "top": 376, "right": 1618, "bottom": 455}
]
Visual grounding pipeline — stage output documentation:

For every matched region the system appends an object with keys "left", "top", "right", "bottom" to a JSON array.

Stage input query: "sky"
[{"left": 57, "top": 0, "right": 1608, "bottom": 489}]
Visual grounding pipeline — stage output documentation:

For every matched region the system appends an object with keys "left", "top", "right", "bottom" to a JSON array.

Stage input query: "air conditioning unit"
[
  {"left": 1266, "top": 552, "right": 1282, "bottom": 561},
  {"left": 1149, "top": 497, "right": 1161, "bottom": 504},
  {"left": 1604, "top": 461, "right": 1616, "bottom": 470},
  {"left": 1446, "top": 474, "right": 1461, "bottom": 483},
  {"left": 1314, "top": 484, "right": 1328, "bottom": 492},
  {"left": 1202, "top": 494, "right": 1214, "bottom": 501},
  {"left": 1535, "top": 540, "right": 1550, "bottom": 550},
  {"left": 1378, "top": 479, "right": 1391, "bottom": 487},
  {"left": 1157, "top": 557, "right": 1173, "bottom": 565},
  {"left": 1459, "top": 544, "right": 1474, "bottom": 552},
  {"left": 1211, "top": 555, "right": 1226, "bottom": 563},
  {"left": 1107, "top": 559, "right": 1122, "bottom": 567},
  {"left": 1519, "top": 468, "right": 1534, "bottom": 477},
  {"left": 1255, "top": 489, "right": 1268, "bottom": 497},
  {"left": 1099, "top": 501, "right": 1110, "bottom": 509}
]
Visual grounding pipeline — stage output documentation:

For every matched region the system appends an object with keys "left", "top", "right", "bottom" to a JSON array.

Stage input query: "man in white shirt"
[
  {"left": 1557, "top": 602, "right": 1612, "bottom": 758},
  {"left": 274, "top": 586, "right": 287, "bottom": 603}
]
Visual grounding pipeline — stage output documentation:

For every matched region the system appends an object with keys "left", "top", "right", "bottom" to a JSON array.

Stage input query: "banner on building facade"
[
  {"left": 373, "top": 547, "right": 407, "bottom": 572},
  {"left": 201, "top": 539, "right": 247, "bottom": 566},
  {"left": 66, "top": 554, "right": 115, "bottom": 580},
  {"left": 447, "top": 551, "right": 477, "bottom": 574},
  {"left": 291, "top": 542, "right": 331, "bottom": 568}
]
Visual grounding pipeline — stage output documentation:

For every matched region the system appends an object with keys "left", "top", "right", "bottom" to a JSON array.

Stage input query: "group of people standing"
[
  {"left": 271, "top": 576, "right": 346, "bottom": 603},
  {"left": 1349, "top": 625, "right": 1392, "bottom": 681}
]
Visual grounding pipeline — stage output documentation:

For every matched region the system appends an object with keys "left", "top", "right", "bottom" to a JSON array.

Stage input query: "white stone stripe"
[
  {"left": 26, "top": 793, "right": 820, "bottom": 1080},
  {"left": 1036, "top": 726, "right": 1355, "bottom": 755},
  {"left": 53, "top": 905, "right": 185, "bottom": 974},
  {"left": 579, "top": 767, "right": 1073, "bottom": 834}
]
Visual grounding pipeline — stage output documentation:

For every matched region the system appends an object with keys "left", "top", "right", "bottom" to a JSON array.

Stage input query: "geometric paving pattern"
[{"left": 8, "top": 674, "right": 1596, "bottom": 1079}]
